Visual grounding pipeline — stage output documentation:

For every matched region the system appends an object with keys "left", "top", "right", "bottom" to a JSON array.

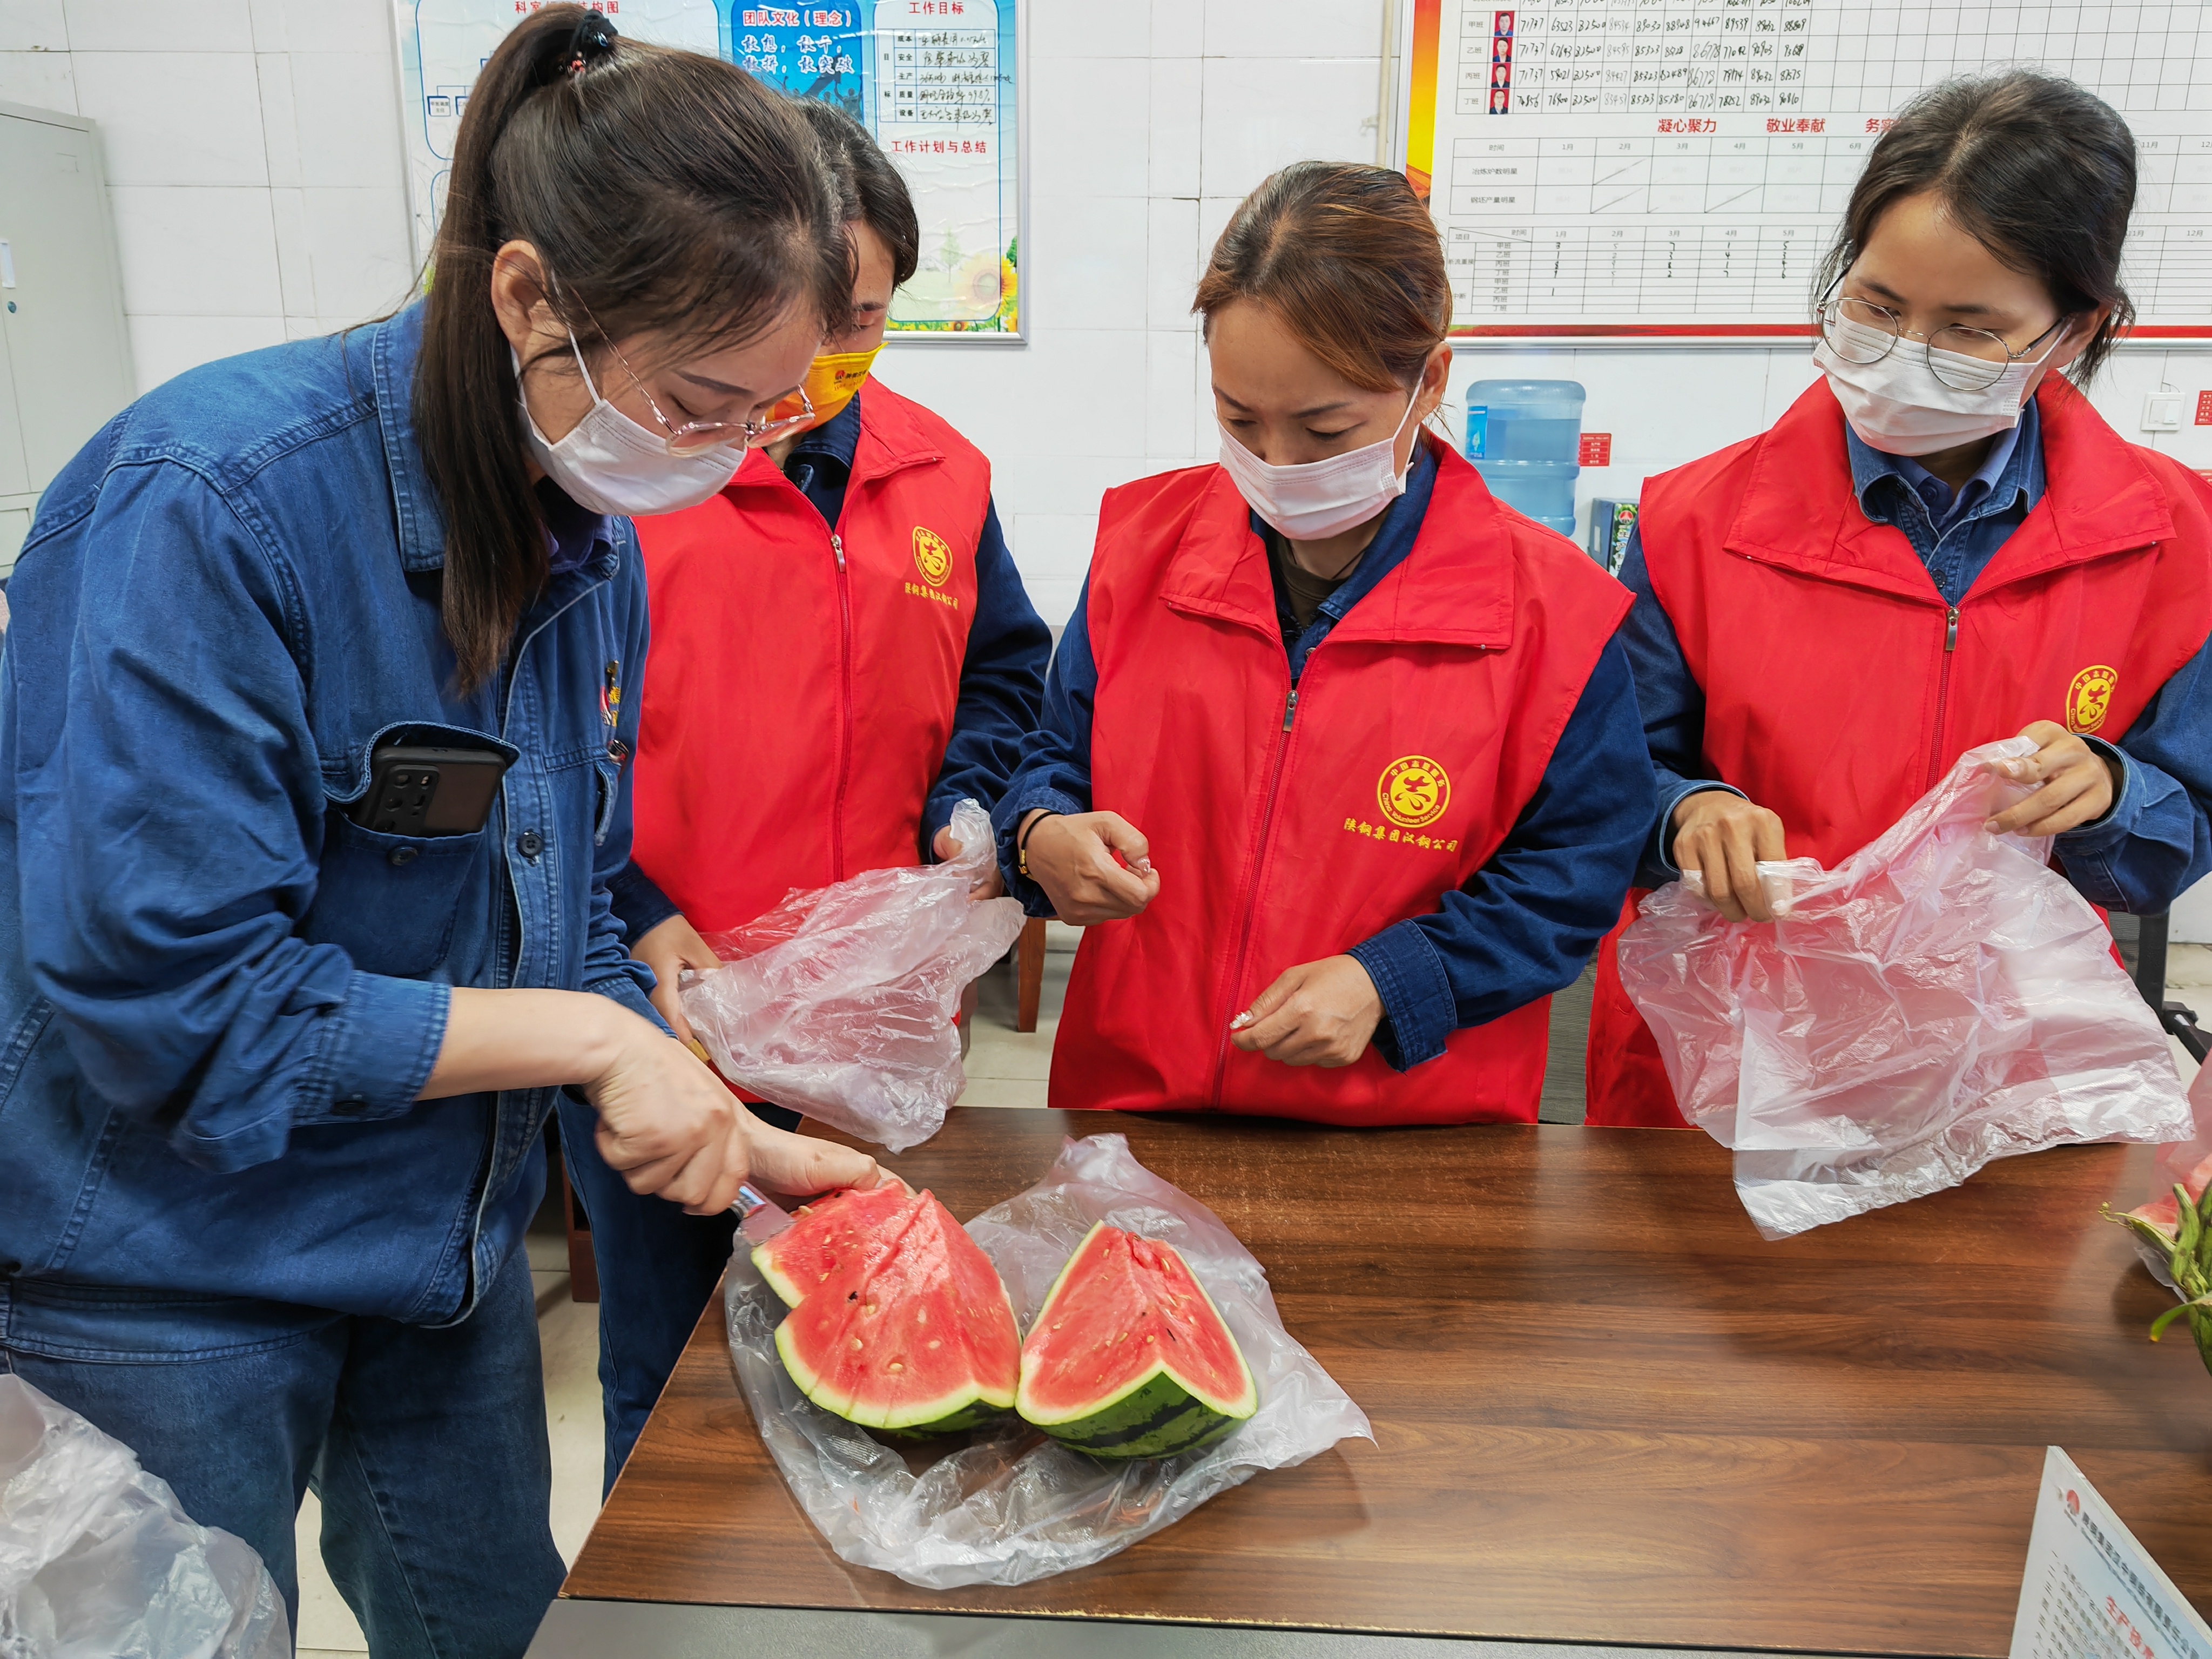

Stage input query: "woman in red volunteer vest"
[
  {"left": 560, "top": 101, "right": 1050, "bottom": 1483},
  {"left": 993, "top": 162, "right": 1656, "bottom": 1126},
  {"left": 1586, "top": 70, "right": 2212, "bottom": 1129}
]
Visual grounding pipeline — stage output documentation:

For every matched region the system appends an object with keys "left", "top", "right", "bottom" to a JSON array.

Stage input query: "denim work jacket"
[{"left": 0, "top": 305, "right": 657, "bottom": 1343}]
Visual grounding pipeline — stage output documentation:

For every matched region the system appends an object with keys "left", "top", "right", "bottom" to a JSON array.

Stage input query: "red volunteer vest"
[
  {"left": 629, "top": 382, "right": 988, "bottom": 933},
  {"left": 1054, "top": 442, "right": 1631, "bottom": 1127},
  {"left": 1587, "top": 376, "right": 2212, "bottom": 1127}
]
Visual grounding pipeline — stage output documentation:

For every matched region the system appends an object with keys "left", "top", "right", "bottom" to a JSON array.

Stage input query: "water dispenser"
[{"left": 1464, "top": 379, "right": 1584, "bottom": 538}]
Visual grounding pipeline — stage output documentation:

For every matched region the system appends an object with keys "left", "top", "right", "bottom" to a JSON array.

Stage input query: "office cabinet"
[{"left": 0, "top": 102, "right": 133, "bottom": 575}]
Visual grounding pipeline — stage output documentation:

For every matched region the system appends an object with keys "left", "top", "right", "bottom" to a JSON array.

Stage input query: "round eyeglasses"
[
  {"left": 595, "top": 332, "right": 815, "bottom": 456},
  {"left": 1817, "top": 291, "right": 2073, "bottom": 394},
  {"left": 553, "top": 285, "right": 817, "bottom": 456}
]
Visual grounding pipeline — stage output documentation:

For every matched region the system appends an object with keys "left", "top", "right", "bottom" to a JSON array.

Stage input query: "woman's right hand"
[
  {"left": 1670, "top": 788, "right": 1787, "bottom": 922},
  {"left": 583, "top": 1003, "right": 887, "bottom": 1215},
  {"left": 1020, "top": 810, "right": 1161, "bottom": 925},
  {"left": 631, "top": 912, "right": 719, "bottom": 1045}
]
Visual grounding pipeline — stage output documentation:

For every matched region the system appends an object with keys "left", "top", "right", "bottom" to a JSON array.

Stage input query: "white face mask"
[
  {"left": 1813, "top": 315, "right": 2054, "bottom": 456},
  {"left": 1217, "top": 392, "right": 1422, "bottom": 542},
  {"left": 514, "top": 333, "right": 750, "bottom": 517}
]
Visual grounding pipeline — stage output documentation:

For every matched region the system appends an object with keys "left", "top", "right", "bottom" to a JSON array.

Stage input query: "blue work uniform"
[{"left": 0, "top": 306, "right": 656, "bottom": 1657}]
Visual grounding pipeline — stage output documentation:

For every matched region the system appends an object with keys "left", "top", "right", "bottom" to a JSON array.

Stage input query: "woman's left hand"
[
  {"left": 1230, "top": 955, "right": 1384, "bottom": 1068},
  {"left": 932, "top": 827, "right": 1006, "bottom": 899},
  {"left": 631, "top": 912, "right": 720, "bottom": 1046},
  {"left": 1986, "top": 720, "right": 2123, "bottom": 837}
]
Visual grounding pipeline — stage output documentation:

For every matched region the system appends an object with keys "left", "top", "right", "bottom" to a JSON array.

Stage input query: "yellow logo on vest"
[
  {"left": 912, "top": 526, "right": 953, "bottom": 587},
  {"left": 1377, "top": 755, "right": 1451, "bottom": 831},
  {"left": 2066, "top": 664, "right": 2119, "bottom": 734}
]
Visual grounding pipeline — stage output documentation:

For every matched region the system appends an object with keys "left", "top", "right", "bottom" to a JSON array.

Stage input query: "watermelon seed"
[
  {"left": 888, "top": 1362, "right": 903, "bottom": 1373},
  {"left": 1146, "top": 1334, "right": 1156, "bottom": 1343},
  {"left": 851, "top": 1338, "right": 864, "bottom": 1350},
  {"left": 928, "top": 1340, "right": 941, "bottom": 1351}
]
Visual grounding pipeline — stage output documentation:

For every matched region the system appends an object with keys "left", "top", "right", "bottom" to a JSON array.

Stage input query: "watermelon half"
[
  {"left": 752, "top": 1183, "right": 914, "bottom": 1308},
  {"left": 770, "top": 1189, "right": 1021, "bottom": 1438},
  {"left": 1016, "top": 1222, "right": 1259, "bottom": 1460}
]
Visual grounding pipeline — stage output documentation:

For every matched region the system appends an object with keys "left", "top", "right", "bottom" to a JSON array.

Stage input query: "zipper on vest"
[
  {"left": 831, "top": 531, "right": 854, "bottom": 878},
  {"left": 1210, "top": 683, "right": 1303, "bottom": 1109},
  {"left": 1926, "top": 603, "right": 1960, "bottom": 787}
]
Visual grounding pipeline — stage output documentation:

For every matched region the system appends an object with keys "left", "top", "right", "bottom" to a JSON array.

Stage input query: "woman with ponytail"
[{"left": 0, "top": 9, "right": 884, "bottom": 1651}]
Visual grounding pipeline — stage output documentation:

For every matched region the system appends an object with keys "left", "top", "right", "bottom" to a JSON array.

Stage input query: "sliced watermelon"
[
  {"left": 1016, "top": 1223, "right": 1259, "bottom": 1460},
  {"left": 772, "top": 1190, "right": 1020, "bottom": 1437},
  {"left": 751, "top": 1183, "right": 914, "bottom": 1308}
]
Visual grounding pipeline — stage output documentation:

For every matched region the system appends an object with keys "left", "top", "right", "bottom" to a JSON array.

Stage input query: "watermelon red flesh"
[
  {"left": 2127, "top": 1150, "right": 2212, "bottom": 1239},
  {"left": 773, "top": 1190, "right": 1020, "bottom": 1436},
  {"left": 752, "top": 1183, "right": 915, "bottom": 1308},
  {"left": 1016, "top": 1223, "right": 1259, "bottom": 1460}
]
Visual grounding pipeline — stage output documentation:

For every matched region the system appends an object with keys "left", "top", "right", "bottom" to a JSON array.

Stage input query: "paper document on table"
[{"left": 2011, "top": 1446, "right": 2210, "bottom": 1659}]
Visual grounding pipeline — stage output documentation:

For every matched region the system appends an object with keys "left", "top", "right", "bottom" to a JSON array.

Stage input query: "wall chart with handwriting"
[
  {"left": 393, "top": 0, "right": 1023, "bottom": 338},
  {"left": 1392, "top": 0, "right": 2212, "bottom": 338}
]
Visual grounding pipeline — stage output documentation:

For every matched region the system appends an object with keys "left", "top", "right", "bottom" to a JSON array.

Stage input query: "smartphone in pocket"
[{"left": 348, "top": 744, "right": 511, "bottom": 837}]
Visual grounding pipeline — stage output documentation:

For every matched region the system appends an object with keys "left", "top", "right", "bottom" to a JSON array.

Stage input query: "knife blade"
[{"left": 732, "top": 1182, "right": 795, "bottom": 1246}]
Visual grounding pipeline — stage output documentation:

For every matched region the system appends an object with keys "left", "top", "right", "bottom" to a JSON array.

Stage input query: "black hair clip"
[{"left": 535, "top": 9, "right": 619, "bottom": 85}]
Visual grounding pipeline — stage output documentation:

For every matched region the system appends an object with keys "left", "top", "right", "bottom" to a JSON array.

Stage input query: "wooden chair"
[{"left": 1015, "top": 916, "right": 1047, "bottom": 1033}]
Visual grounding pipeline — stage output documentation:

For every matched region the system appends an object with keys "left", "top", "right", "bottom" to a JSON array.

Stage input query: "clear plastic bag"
[
  {"left": 1618, "top": 736, "right": 2193, "bottom": 1239},
  {"left": 0, "top": 1375, "right": 288, "bottom": 1659},
  {"left": 680, "top": 798, "right": 1026, "bottom": 1152},
  {"left": 722, "top": 1133, "right": 1372, "bottom": 1588}
]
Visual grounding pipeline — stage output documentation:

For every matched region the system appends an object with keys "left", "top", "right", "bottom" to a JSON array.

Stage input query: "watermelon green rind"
[
  {"left": 772, "top": 1292, "right": 1017, "bottom": 1435},
  {"left": 1015, "top": 1222, "right": 1259, "bottom": 1461}
]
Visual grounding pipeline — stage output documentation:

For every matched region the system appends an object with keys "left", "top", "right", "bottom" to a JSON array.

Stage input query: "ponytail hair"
[{"left": 415, "top": 5, "right": 847, "bottom": 689}]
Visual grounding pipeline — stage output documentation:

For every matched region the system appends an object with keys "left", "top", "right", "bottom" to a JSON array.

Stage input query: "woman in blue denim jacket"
[{"left": 0, "top": 11, "right": 886, "bottom": 1654}]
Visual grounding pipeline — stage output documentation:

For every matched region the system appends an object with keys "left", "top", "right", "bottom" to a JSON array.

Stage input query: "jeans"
[
  {"left": 555, "top": 1095, "right": 799, "bottom": 1493},
  {"left": 0, "top": 1243, "right": 563, "bottom": 1659}
]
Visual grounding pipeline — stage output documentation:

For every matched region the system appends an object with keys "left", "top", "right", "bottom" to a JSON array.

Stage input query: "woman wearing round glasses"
[
  {"left": 1586, "top": 69, "right": 2212, "bottom": 1128},
  {"left": 0, "top": 11, "right": 888, "bottom": 1650},
  {"left": 557, "top": 100, "right": 1049, "bottom": 1491}
]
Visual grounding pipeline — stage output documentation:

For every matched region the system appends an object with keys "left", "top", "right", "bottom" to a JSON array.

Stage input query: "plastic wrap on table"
[
  {"left": 1618, "top": 736, "right": 2192, "bottom": 1239},
  {"left": 723, "top": 1133, "right": 1372, "bottom": 1588},
  {"left": 680, "top": 798, "right": 1025, "bottom": 1152},
  {"left": 0, "top": 1374, "right": 288, "bottom": 1659}
]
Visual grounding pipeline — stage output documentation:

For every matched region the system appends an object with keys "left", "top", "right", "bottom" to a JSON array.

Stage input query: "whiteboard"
[
  {"left": 389, "top": 0, "right": 1027, "bottom": 341},
  {"left": 1390, "top": 0, "right": 2212, "bottom": 340}
]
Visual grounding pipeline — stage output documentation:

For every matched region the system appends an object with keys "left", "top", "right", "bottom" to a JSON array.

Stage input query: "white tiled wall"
[
  {"left": 7, "top": 0, "right": 2212, "bottom": 665},
  {"left": 876, "top": 0, "right": 1393, "bottom": 626},
  {"left": 1, "top": 0, "right": 416, "bottom": 398}
]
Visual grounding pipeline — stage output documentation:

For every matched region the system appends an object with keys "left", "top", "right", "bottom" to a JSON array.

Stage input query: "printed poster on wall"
[
  {"left": 390, "top": 0, "right": 1025, "bottom": 339},
  {"left": 1389, "top": 0, "right": 2212, "bottom": 340}
]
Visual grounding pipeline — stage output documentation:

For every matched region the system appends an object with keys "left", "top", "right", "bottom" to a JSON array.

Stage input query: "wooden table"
[{"left": 544, "top": 1111, "right": 2212, "bottom": 1657}]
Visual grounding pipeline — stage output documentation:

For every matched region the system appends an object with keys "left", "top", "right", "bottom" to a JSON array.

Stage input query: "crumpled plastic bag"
[
  {"left": 1618, "top": 736, "right": 2193, "bottom": 1239},
  {"left": 0, "top": 1375, "right": 288, "bottom": 1659},
  {"left": 681, "top": 798, "right": 1025, "bottom": 1152},
  {"left": 723, "top": 1133, "right": 1372, "bottom": 1588}
]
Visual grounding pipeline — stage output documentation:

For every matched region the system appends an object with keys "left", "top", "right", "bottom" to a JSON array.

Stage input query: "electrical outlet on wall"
[{"left": 2143, "top": 393, "right": 2186, "bottom": 432}]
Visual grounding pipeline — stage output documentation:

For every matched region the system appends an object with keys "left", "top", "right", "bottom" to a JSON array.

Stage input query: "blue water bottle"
[{"left": 1464, "top": 379, "right": 1584, "bottom": 538}]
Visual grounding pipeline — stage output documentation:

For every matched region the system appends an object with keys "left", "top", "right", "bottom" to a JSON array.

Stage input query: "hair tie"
[{"left": 535, "top": 10, "right": 619, "bottom": 86}]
